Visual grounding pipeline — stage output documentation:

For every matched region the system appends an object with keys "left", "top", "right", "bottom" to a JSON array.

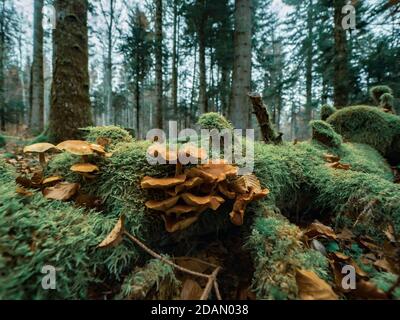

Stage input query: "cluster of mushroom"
[
  {"left": 141, "top": 143, "right": 269, "bottom": 233},
  {"left": 24, "top": 140, "right": 111, "bottom": 178}
]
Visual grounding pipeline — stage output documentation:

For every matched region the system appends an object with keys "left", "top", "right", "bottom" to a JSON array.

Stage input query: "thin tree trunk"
[
  {"left": 231, "top": 0, "right": 252, "bottom": 129},
  {"left": 333, "top": 0, "right": 349, "bottom": 108},
  {"left": 171, "top": 0, "right": 179, "bottom": 119},
  {"left": 198, "top": 0, "right": 208, "bottom": 115},
  {"left": 155, "top": 0, "right": 163, "bottom": 128},
  {"left": 189, "top": 43, "right": 197, "bottom": 126},
  {"left": 49, "top": 0, "right": 93, "bottom": 142},
  {"left": 105, "top": 0, "right": 114, "bottom": 125},
  {"left": 305, "top": 0, "right": 313, "bottom": 126},
  {"left": 31, "top": 0, "right": 44, "bottom": 134},
  {"left": 0, "top": 0, "right": 6, "bottom": 132}
]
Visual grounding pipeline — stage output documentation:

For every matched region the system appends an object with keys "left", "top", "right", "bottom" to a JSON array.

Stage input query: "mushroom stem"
[
  {"left": 176, "top": 162, "right": 183, "bottom": 176},
  {"left": 38, "top": 153, "right": 46, "bottom": 168}
]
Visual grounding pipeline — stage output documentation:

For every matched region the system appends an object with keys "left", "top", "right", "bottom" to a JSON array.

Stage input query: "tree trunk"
[
  {"left": 305, "top": 0, "right": 313, "bottom": 126},
  {"left": 333, "top": 0, "right": 349, "bottom": 108},
  {"left": 105, "top": 0, "right": 114, "bottom": 125},
  {"left": 198, "top": 4, "right": 208, "bottom": 116},
  {"left": 0, "top": 0, "right": 6, "bottom": 131},
  {"left": 171, "top": 0, "right": 179, "bottom": 120},
  {"left": 31, "top": 0, "right": 44, "bottom": 134},
  {"left": 155, "top": 0, "right": 163, "bottom": 129},
  {"left": 49, "top": 0, "right": 92, "bottom": 142},
  {"left": 231, "top": 0, "right": 252, "bottom": 129}
]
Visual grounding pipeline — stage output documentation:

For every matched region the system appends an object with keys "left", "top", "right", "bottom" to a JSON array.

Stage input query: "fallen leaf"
[
  {"left": 180, "top": 279, "right": 203, "bottom": 300},
  {"left": 296, "top": 269, "right": 338, "bottom": 300},
  {"left": 97, "top": 215, "right": 125, "bottom": 249},
  {"left": 373, "top": 258, "right": 396, "bottom": 274},
  {"left": 175, "top": 257, "right": 209, "bottom": 274},
  {"left": 337, "top": 228, "right": 355, "bottom": 241},
  {"left": 326, "top": 162, "right": 351, "bottom": 170},
  {"left": 323, "top": 153, "right": 340, "bottom": 163},
  {"left": 303, "top": 221, "right": 337, "bottom": 240},
  {"left": 42, "top": 182, "right": 80, "bottom": 201},
  {"left": 352, "top": 280, "right": 388, "bottom": 300},
  {"left": 16, "top": 186, "right": 33, "bottom": 197}
]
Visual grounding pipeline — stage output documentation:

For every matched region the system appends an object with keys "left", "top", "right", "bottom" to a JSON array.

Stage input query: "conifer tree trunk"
[
  {"left": 333, "top": 0, "right": 349, "bottom": 108},
  {"left": 49, "top": 0, "right": 92, "bottom": 142},
  {"left": 198, "top": 0, "right": 208, "bottom": 115},
  {"left": 155, "top": 0, "right": 163, "bottom": 128},
  {"left": 171, "top": 0, "right": 179, "bottom": 119},
  {"left": 305, "top": 0, "right": 313, "bottom": 126},
  {"left": 31, "top": 0, "right": 44, "bottom": 134},
  {"left": 0, "top": 0, "right": 6, "bottom": 131},
  {"left": 231, "top": 0, "right": 252, "bottom": 129}
]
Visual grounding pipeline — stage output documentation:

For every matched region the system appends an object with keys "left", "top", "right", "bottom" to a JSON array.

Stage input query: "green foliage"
[
  {"left": 84, "top": 126, "right": 133, "bottom": 148},
  {"left": 380, "top": 93, "right": 395, "bottom": 111},
  {"left": 29, "top": 132, "right": 50, "bottom": 145},
  {"left": 320, "top": 105, "right": 336, "bottom": 121},
  {"left": 327, "top": 105, "right": 400, "bottom": 164},
  {"left": 372, "top": 272, "right": 400, "bottom": 299},
  {"left": 118, "top": 259, "right": 180, "bottom": 300},
  {"left": 197, "top": 112, "right": 233, "bottom": 131},
  {"left": 310, "top": 120, "right": 342, "bottom": 148},
  {"left": 0, "top": 135, "right": 6, "bottom": 148},
  {"left": 370, "top": 86, "right": 393, "bottom": 105}
]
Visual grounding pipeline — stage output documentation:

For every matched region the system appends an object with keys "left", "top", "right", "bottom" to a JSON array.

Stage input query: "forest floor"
[{"left": 1, "top": 133, "right": 400, "bottom": 300}]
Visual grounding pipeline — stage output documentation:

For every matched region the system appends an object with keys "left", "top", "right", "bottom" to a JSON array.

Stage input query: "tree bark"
[
  {"left": 333, "top": 0, "right": 349, "bottom": 108},
  {"left": 171, "top": 0, "right": 179, "bottom": 120},
  {"left": 155, "top": 0, "right": 163, "bottom": 129},
  {"left": 49, "top": 0, "right": 92, "bottom": 142},
  {"left": 31, "top": 0, "right": 44, "bottom": 134},
  {"left": 198, "top": 0, "right": 208, "bottom": 115},
  {"left": 0, "top": 0, "right": 6, "bottom": 131},
  {"left": 305, "top": 0, "right": 313, "bottom": 126},
  {"left": 231, "top": 0, "right": 252, "bottom": 129}
]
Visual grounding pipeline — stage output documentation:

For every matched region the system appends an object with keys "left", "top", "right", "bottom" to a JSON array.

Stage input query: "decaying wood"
[{"left": 248, "top": 92, "right": 282, "bottom": 144}]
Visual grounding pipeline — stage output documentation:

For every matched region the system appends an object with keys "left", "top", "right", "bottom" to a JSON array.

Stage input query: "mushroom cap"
[
  {"left": 181, "top": 193, "right": 225, "bottom": 211},
  {"left": 162, "top": 214, "right": 199, "bottom": 233},
  {"left": 178, "top": 144, "right": 208, "bottom": 162},
  {"left": 166, "top": 204, "right": 198, "bottom": 216},
  {"left": 24, "top": 143, "right": 57, "bottom": 154},
  {"left": 141, "top": 175, "right": 186, "bottom": 189},
  {"left": 57, "top": 140, "right": 94, "bottom": 156},
  {"left": 147, "top": 143, "right": 178, "bottom": 162},
  {"left": 70, "top": 163, "right": 100, "bottom": 173},
  {"left": 186, "top": 162, "right": 238, "bottom": 183},
  {"left": 42, "top": 176, "right": 63, "bottom": 186},
  {"left": 145, "top": 196, "right": 180, "bottom": 211},
  {"left": 90, "top": 143, "right": 106, "bottom": 155}
]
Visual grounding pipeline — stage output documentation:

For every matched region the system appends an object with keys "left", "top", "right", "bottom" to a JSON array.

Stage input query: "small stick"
[
  {"left": 124, "top": 231, "right": 210, "bottom": 279},
  {"left": 213, "top": 281, "right": 222, "bottom": 300},
  {"left": 200, "top": 267, "right": 221, "bottom": 300}
]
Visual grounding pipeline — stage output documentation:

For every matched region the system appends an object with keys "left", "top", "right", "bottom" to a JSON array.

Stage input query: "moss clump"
[
  {"left": 84, "top": 126, "right": 134, "bottom": 148},
  {"left": 197, "top": 112, "right": 233, "bottom": 131},
  {"left": 320, "top": 105, "right": 336, "bottom": 121},
  {"left": 247, "top": 209, "right": 329, "bottom": 299},
  {"left": 0, "top": 135, "right": 5, "bottom": 148},
  {"left": 327, "top": 105, "right": 400, "bottom": 165},
  {"left": 310, "top": 120, "right": 342, "bottom": 148},
  {"left": 117, "top": 259, "right": 180, "bottom": 300},
  {"left": 370, "top": 86, "right": 393, "bottom": 105},
  {"left": 380, "top": 93, "right": 395, "bottom": 112}
]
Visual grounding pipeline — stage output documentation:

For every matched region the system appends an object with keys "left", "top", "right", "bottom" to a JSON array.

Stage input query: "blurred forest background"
[{"left": 0, "top": 0, "right": 399, "bottom": 142}]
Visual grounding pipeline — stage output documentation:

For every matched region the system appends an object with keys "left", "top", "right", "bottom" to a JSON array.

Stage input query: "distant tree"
[
  {"left": 49, "top": 0, "right": 93, "bottom": 142},
  {"left": 30, "top": 0, "right": 44, "bottom": 134},
  {"left": 155, "top": 0, "right": 163, "bottom": 129},
  {"left": 121, "top": 6, "right": 152, "bottom": 139}
]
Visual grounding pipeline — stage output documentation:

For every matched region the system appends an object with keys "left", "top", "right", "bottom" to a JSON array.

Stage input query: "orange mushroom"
[
  {"left": 57, "top": 140, "right": 94, "bottom": 162},
  {"left": 162, "top": 214, "right": 200, "bottom": 233},
  {"left": 145, "top": 196, "right": 180, "bottom": 212},
  {"left": 181, "top": 193, "right": 225, "bottom": 211},
  {"left": 23, "top": 143, "right": 58, "bottom": 168},
  {"left": 141, "top": 175, "right": 187, "bottom": 189}
]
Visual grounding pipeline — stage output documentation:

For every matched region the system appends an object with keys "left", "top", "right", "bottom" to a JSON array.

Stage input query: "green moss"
[
  {"left": 117, "top": 259, "right": 180, "bottom": 300},
  {"left": 327, "top": 105, "right": 400, "bottom": 164},
  {"left": 29, "top": 132, "right": 50, "bottom": 145},
  {"left": 84, "top": 126, "right": 134, "bottom": 148},
  {"left": 320, "top": 105, "right": 336, "bottom": 121},
  {"left": 372, "top": 272, "right": 400, "bottom": 299},
  {"left": 380, "top": 93, "right": 395, "bottom": 111},
  {"left": 310, "top": 120, "right": 342, "bottom": 148},
  {"left": 197, "top": 112, "right": 233, "bottom": 131},
  {"left": 370, "top": 86, "right": 393, "bottom": 105},
  {"left": 246, "top": 209, "right": 330, "bottom": 299}
]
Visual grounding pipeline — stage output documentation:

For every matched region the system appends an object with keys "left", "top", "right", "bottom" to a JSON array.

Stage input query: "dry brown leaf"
[
  {"left": 97, "top": 215, "right": 125, "bottom": 249},
  {"left": 352, "top": 280, "right": 388, "bottom": 300},
  {"left": 373, "top": 258, "right": 396, "bottom": 274},
  {"left": 16, "top": 176, "right": 32, "bottom": 188},
  {"left": 75, "top": 193, "right": 102, "bottom": 210},
  {"left": 336, "top": 228, "right": 355, "bottom": 241},
  {"left": 326, "top": 162, "right": 351, "bottom": 170},
  {"left": 180, "top": 279, "right": 203, "bottom": 300},
  {"left": 296, "top": 269, "right": 338, "bottom": 300},
  {"left": 16, "top": 186, "right": 33, "bottom": 197},
  {"left": 330, "top": 252, "right": 351, "bottom": 262},
  {"left": 384, "top": 224, "right": 396, "bottom": 243},
  {"left": 323, "top": 153, "right": 340, "bottom": 163},
  {"left": 303, "top": 221, "right": 337, "bottom": 240},
  {"left": 42, "top": 182, "right": 80, "bottom": 201}
]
